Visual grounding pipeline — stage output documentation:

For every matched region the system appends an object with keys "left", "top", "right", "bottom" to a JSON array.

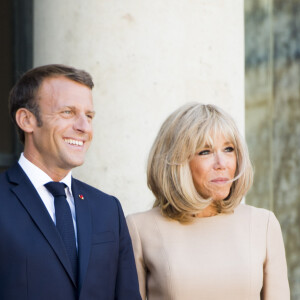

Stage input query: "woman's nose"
[{"left": 213, "top": 152, "right": 226, "bottom": 169}]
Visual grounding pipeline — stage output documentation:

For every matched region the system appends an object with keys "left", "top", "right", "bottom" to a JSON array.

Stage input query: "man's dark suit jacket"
[{"left": 0, "top": 163, "right": 141, "bottom": 300}]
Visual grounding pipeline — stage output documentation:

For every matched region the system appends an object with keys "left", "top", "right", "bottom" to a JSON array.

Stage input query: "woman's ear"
[{"left": 15, "top": 108, "right": 37, "bottom": 133}]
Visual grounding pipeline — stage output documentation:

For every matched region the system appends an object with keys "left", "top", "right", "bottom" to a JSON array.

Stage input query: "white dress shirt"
[{"left": 18, "top": 153, "right": 78, "bottom": 248}]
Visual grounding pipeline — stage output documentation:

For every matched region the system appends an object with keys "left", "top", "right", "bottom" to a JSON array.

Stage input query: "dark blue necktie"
[{"left": 44, "top": 182, "right": 77, "bottom": 279}]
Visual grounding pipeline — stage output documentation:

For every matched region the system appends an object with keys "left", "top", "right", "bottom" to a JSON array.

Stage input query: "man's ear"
[{"left": 15, "top": 108, "right": 37, "bottom": 133}]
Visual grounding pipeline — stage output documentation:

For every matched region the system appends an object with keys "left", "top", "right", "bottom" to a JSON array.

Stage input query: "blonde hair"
[{"left": 147, "top": 103, "right": 253, "bottom": 223}]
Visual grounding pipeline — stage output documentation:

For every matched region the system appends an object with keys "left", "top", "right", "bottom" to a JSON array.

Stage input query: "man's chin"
[
  {"left": 71, "top": 160, "right": 85, "bottom": 168},
  {"left": 63, "top": 157, "right": 86, "bottom": 169}
]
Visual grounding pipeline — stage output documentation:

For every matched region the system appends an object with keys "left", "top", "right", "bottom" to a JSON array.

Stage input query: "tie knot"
[{"left": 45, "top": 182, "right": 67, "bottom": 197}]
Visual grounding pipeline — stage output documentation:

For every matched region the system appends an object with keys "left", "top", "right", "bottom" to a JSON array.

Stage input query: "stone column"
[
  {"left": 245, "top": 0, "right": 300, "bottom": 298},
  {"left": 34, "top": 0, "right": 245, "bottom": 214}
]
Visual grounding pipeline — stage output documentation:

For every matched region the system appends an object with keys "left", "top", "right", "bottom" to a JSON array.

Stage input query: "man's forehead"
[
  {"left": 34, "top": 79, "right": 93, "bottom": 116},
  {"left": 37, "top": 76, "right": 93, "bottom": 100},
  {"left": 39, "top": 76, "right": 90, "bottom": 91}
]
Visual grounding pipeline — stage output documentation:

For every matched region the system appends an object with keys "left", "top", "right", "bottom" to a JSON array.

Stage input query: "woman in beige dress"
[{"left": 127, "top": 103, "right": 290, "bottom": 300}]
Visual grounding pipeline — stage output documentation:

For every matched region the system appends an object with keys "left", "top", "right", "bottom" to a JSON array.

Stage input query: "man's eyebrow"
[
  {"left": 62, "top": 106, "right": 95, "bottom": 114},
  {"left": 61, "top": 105, "right": 75, "bottom": 110},
  {"left": 86, "top": 110, "right": 96, "bottom": 115}
]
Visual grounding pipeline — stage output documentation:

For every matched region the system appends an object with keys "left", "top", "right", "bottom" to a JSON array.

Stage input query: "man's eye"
[
  {"left": 198, "top": 150, "right": 210, "bottom": 155},
  {"left": 225, "top": 146, "right": 234, "bottom": 152},
  {"left": 62, "top": 110, "right": 74, "bottom": 117},
  {"left": 87, "top": 114, "right": 94, "bottom": 120}
]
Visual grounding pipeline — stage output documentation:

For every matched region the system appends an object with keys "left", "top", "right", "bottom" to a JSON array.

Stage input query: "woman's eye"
[
  {"left": 225, "top": 146, "right": 234, "bottom": 152},
  {"left": 63, "top": 110, "right": 72, "bottom": 114},
  {"left": 198, "top": 150, "right": 210, "bottom": 155}
]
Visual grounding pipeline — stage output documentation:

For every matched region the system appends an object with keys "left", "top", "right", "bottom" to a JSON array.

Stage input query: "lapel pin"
[{"left": 79, "top": 194, "right": 84, "bottom": 200}]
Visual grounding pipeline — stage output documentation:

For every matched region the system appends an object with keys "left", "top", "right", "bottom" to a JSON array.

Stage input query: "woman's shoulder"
[
  {"left": 126, "top": 207, "right": 172, "bottom": 241},
  {"left": 236, "top": 203, "right": 271, "bottom": 215},
  {"left": 235, "top": 203, "right": 271, "bottom": 215},
  {"left": 127, "top": 206, "right": 179, "bottom": 232},
  {"left": 127, "top": 206, "right": 160, "bottom": 217},
  {"left": 127, "top": 206, "right": 163, "bottom": 225},
  {"left": 235, "top": 203, "right": 279, "bottom": 227}
]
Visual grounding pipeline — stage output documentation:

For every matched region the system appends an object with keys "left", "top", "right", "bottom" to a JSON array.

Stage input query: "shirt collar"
[{"left": 18, "top": 153, "right": 72, "bottom": 194}]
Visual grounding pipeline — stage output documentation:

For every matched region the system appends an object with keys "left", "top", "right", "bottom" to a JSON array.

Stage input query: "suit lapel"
[
  {"left": 7, "top": 164, "right": 77, "bottom": 286},
  {"left": 72, "top": 178, "right": 92, "bottom": 292}
]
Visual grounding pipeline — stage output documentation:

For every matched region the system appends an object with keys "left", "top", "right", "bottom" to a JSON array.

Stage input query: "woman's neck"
[{"left": 196, "top": 205, "right": 218, "bottom": 218}]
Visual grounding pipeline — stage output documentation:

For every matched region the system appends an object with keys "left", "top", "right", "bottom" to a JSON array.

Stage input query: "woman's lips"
[{"left": 211, "top": 177, "right": 229, "bottom": 184}]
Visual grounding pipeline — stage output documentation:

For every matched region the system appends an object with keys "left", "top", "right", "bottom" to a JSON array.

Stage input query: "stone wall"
[
  {"left": 245, "top": 0, "right": 300, "bottom": 298},
  {"left": 34, "top": 0, "right": 245, "bottom": 215}
]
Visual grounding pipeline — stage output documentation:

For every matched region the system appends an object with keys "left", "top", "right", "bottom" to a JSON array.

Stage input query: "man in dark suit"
[{"left": 0, "top": 64, "right": 141, "bottom": 300}]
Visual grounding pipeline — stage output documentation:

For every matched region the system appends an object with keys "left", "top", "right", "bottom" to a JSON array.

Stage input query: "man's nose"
[{"left": 73, "top": 114, "right": 92, "bottom": 133}]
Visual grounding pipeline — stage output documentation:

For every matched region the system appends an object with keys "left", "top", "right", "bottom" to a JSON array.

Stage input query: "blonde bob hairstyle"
[{"left": 147, "top": 103, "right": 253, "bottom": 223}]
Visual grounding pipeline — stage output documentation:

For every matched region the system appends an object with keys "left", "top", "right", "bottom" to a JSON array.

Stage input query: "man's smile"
[{"left": 63, "top": 138, "right": 84, "bottom": 146}]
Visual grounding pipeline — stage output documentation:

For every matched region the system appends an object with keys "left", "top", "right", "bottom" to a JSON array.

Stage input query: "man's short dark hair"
[{"left": 9, "top": 64, "right": 94, "bottom": 144}]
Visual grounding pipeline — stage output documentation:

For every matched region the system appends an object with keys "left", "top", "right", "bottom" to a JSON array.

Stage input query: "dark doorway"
[{"left": 0, "top": 0, "right": 33, "bottom": 172}]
